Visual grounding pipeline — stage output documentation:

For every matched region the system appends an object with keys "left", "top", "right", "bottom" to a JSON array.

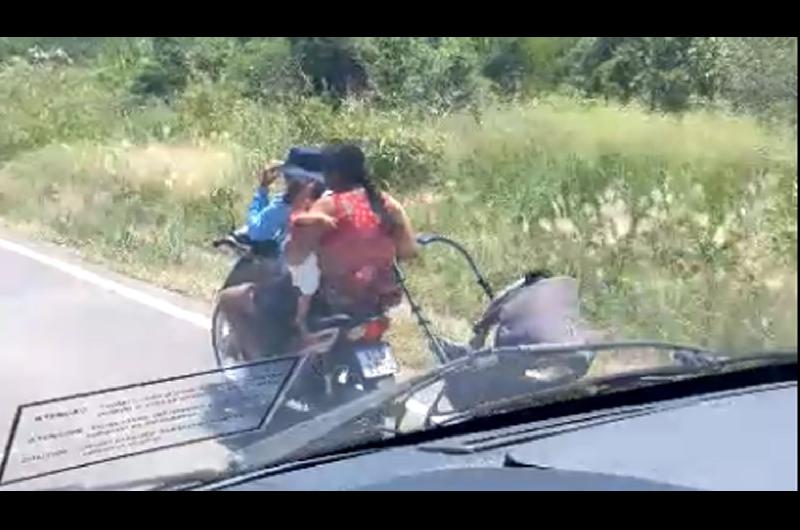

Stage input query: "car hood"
[
  {"left": 503, "top": 382, "right": 797, "bottom": 491},
  {"left": 215, "top": 380, "right": 796, "bottom": 491}
]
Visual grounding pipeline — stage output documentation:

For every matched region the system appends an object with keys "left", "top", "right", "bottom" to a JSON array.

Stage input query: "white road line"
[{"left": 0, "top": 237, "right": 211, "bottom": 330}]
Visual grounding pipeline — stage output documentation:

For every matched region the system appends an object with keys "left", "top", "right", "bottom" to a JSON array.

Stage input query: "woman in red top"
[{"left": 290, "top": 143, "right": 418, "bottom": 318}]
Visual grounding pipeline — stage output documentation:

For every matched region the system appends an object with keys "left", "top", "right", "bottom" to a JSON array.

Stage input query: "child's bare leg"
[
  {"left": 296, "top": 295, "right": 312, "bottom": 339},
  {"left": 217, "top": 283, "right": 262, "bottom": 361}
]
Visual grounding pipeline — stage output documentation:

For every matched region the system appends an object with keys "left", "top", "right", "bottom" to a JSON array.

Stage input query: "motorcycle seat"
[
  {"left": 307, "top": 314, "right": 353, "bottom": 332},
  {"left": 306, "top": 311, "right": 386, "bottom": 332}
]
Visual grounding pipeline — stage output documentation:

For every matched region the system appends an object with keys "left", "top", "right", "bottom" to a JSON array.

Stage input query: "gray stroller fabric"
[
  {"left": 443, "top": 276, "right": 599, "bottom": 412},
  {"left": 491, "top": 276, "right": 591, "bottom": 348}
]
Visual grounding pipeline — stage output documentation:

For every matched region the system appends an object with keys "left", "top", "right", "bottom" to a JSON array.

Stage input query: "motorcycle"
[
  {"left": 208, "top": 227, "right": 598, "bottom": 449},
  {"left": 210, "top": 228, "right": 399, "bottom": 414}
]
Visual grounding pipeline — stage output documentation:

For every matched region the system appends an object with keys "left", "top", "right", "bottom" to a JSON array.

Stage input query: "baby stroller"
[{"left": 398, "top": 234, "right": 600, "bottom": 419}]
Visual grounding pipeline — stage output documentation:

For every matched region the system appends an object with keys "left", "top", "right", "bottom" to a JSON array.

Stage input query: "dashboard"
[{"left": 208, "top": 377, "right": 797, "bottom": 491}]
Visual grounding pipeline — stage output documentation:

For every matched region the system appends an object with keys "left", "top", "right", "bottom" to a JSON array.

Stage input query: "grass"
[
  {"left": 0, "top": 65, "right": 796, "bottom": 370},
  {"left": 405, "top": 98, "right": 797, "bottom": 355}
]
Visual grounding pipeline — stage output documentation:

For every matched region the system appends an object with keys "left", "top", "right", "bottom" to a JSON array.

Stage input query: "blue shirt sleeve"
[{"left": 246, "top": 187, "right": 290, "bottom": 242}]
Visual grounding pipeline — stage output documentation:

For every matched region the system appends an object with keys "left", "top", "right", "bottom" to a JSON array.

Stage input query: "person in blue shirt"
[{"left": 217, "top": 147, "right": 327, "bottom": 361}]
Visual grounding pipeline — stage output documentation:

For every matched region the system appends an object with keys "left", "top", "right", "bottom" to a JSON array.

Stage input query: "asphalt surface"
[
  {"left": 0, "top": 232, "right": 233, "bottom": 489},
  {"left": 0, "top": 234, "right": 216, "bottom": 435},
  {"left": 0, "top": 231, "right": 441, "bottom": 490}
]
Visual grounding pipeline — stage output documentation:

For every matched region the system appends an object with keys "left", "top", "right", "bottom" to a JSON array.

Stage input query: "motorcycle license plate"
[{"left": 355, "top": 344, "right": 398, "bottom": 379}]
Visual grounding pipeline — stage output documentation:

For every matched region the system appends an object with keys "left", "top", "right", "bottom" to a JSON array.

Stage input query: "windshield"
[{"left": 0, "top": 36, "right": 796, "bottom": 491}]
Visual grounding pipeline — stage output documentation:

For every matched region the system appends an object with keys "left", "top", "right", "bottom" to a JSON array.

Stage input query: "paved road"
[
  {"left": 0, "top": 232, "right": 230, "bottom": 489},
  {"left": 0, "top": 235, "right": 216, "bottom": 438},
  {"left": 0, "top": 231, "right": 441, "bottom": 489}
]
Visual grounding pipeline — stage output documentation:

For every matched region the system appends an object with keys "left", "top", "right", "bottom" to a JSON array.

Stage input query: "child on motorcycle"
[{"left": 284, "top": 180, "right": 336, "bottom": 341}]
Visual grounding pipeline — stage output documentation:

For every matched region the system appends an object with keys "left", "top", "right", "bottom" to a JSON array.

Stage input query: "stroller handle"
[
  {"left": 415, "top": 233, "right": 494, "bottom": 300},
  {"left": 415, "top": 233, "right": 438, "bottom": 246}
]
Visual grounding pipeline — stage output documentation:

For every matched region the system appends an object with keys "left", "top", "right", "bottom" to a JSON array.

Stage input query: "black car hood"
[
  {"left": 357, "top": 467, "right": 692, "bottom": 491},
  {"left": 217, "top": 379, "right": 796, "bottom": 491},
  {"left": 503, "top": 382, "right": 797, "bottom": 490}
]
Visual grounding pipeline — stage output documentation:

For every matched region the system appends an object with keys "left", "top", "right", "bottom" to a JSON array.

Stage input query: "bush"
[
  {"left": 285, "top": 97, "right": 445, "bottom": 190},
  {"left": 716, "top": 37, "right": 798, "bottom": 128},
  {"left": 482, "top": 37, "right": 579, "bottom": 95},
  {"left": 223, "top": 38, "right": 306, "bottom": 101},
  {"left": 567, "top": 37, "right": 721, "bottom": 112},
  {"left": 358, "top": 37, "right": 485, "bottom": 113},
  {"left": 285, "top": 38, "right": 487, "bottom": 113},
  {"left": 0, "top": 60, "right": 123, "bottom": 160},
  {"left": 131, "top": 37, "right": 190, "bottom": 100}
]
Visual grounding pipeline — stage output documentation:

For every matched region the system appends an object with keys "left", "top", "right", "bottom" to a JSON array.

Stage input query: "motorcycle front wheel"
[{"left": 211, "top": 302, "right": 243, "bottom": 369}]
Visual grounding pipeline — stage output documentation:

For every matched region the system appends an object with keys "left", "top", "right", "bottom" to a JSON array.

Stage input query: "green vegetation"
[{"left": 0, "top": 37, "right": 796, "bottom": 368}]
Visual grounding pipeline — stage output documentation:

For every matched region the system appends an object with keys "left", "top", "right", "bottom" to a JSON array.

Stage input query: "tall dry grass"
[
  {"left": 403, "top": 97, "right": 797, "bottom": 354},
  {"left": 0, "top": 66, "right": 795, "bottom": 366}
]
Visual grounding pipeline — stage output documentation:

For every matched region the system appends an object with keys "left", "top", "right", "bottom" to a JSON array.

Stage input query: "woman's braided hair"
[{"left": 323, "top": 143, "right": 396, "bottom": 233}]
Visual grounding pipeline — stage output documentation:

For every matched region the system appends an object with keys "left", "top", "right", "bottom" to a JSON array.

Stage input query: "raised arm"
[
  {"left": 246, "top": 163, "right": 290, "bottom": 241},
  {"left": 285, "top": 194, "right": 337, "bottom": 260},
  {"left": 246, "top": 187, "right": 290, "bottom": 241},
  {"left": 384, "top": 194, "right": 419, "bottom": 261}
]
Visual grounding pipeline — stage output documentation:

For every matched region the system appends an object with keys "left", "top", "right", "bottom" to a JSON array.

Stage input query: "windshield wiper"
[
  {"left": 280, "top": 349, "right": 796, "bottom": 467},
  {"left": 430, "top": 350, "right": 797, "bottom": 427},
  {"left": 216, "top": 347, "right": 794, "bottom": 476}
]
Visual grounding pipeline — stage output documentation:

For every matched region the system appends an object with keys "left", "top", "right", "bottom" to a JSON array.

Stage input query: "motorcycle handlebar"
[
  {"left": 416, "top": 233, "right": 437, "bottom": 246},
  {"left": 212, "top": 237, "right": 250, "bottom": 255}
]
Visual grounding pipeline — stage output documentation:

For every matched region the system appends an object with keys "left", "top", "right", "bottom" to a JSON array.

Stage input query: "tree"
[
  {"left": 283, "top": 37, "right": 484, "bottom": 112},
  {"left": 482, "top": 37, "right": 579, "bottom": 95},
  {"left": 716, "top": 37, "right": 797, "bottom": 125},
  {"left": 131, "top": 37, "right": 190, "bottom": 100},
  {"left": 224, "top": 38, "right": 304, "bottom": 101},
  {"left": 568, "top": 37, "right": 721, "bottom": 112},
  {"left": 357, "top": 37, "right": 483, "bottom": 111},
  {"left": 288, "top": 37, "right": 368, "bottom": 101}
]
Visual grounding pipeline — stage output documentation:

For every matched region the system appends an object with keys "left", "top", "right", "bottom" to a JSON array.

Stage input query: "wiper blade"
[
  {"left": 419, "top": 403, "right": 664, "bottom": 454},
  {"left": 428, "top": 350, "right": 797, "bottom": 427},
  {"left": 278, "top": 341, "right": 732, "bottom": 438},
  {"left": 202, "top": 348, "right": 796, "bottom": 482}
]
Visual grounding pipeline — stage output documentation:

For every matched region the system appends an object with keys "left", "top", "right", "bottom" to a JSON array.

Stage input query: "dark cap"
[{"left": 280, "top": 147, "right": 325, "bottom": 184}]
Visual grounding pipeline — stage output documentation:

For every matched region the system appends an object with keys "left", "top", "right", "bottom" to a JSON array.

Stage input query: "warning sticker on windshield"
[{"left": 0, "top": 358, "right": 298, "bottom": 485}]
